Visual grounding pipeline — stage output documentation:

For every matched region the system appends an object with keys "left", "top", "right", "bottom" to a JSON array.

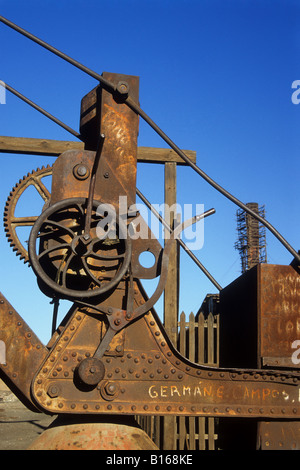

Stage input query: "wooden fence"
[{"left": 137, "top": 311, "right": 219, "bottom": 450}]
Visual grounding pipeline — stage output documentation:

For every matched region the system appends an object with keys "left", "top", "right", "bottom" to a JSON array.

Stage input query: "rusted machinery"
[{"left": 0, "top": 16, "right": 299, "bottom": 450}]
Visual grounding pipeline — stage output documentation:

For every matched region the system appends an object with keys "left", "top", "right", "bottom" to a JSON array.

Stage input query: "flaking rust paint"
[
  {"left": 259, "top": 264, "right": 300, "bottom": 365},
  {"left": 28, "top": 422, "right": 158, "bottom": 450}
]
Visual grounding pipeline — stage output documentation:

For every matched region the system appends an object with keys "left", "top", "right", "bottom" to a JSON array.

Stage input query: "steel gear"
[{"left": 3, "top": 165, "right": 53, "bottom": 264}]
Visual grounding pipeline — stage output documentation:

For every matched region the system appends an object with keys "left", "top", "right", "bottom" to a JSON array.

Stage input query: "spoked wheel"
[{"left": 28, "top": 197, "right": 132, "bottom": 299}]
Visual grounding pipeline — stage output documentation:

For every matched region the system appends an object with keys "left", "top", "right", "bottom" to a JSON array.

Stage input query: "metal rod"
[
  {"left": 136, "top": 188, "right": 222, "bottom": 291},
  {"left": 4, "top": 83, "right": 82, "bottom": 140},
  {"left": 129, "top": 96, "right": 300, "bottom": 265},
  {"left": 1, "top": 14, "right": 299, "bottom": 264},
  {"left": 0, "top": 16, "right": 115, "bottom": 93}
]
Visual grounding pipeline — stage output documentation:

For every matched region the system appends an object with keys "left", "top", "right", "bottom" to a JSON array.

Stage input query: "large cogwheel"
[{"left": 3, "top": 165, "right": 53, "bottom": 264}]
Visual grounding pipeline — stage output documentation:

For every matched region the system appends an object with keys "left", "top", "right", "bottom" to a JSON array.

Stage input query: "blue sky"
[{"left": 0, "top": 0, "right": 299, "bottom": 344}]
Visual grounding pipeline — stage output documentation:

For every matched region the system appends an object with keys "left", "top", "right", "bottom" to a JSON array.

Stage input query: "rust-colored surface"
[
  {"left": 30, "top": 282, "right": 300, "bottom": 420},
  {"left": 0, "top": 292, "right": 48, "bottom": 410},
  {"left": 258, "top": 421, "right": 300, "bottom": 450},
  {"left": 219, "top": 264, "right": 300, "bottom": 369},
  {"left": 28, "top": 418, "right": 158, "bottom": 450},
  {"left": 258, "top": 264, "right": 300, "bottom": 367}
]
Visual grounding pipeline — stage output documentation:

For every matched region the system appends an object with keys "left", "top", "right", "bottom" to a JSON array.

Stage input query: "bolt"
[
  {"left": 105, "top": 382, "right": 117, "bottom": 396},
  {"left": 90, "top": 367, "right": 96, "bottom": 374},
  {"left": 104, "top": 171, "right": 109, "bottom": 178},
  {"left": 116, "top": 81, "right": 129, "bottom": 97},
  {"left": 47, "top": 385, "right": 60, "bottom": 398},
  {"left": 73, "top": 164, "right": 89, "bottom": 180},
  {"left": 114, "top": 318, "right": 121, "bottom": 326}
]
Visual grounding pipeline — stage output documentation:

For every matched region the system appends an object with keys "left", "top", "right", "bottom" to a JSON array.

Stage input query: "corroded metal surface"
[
  {"left": 1, "top": 71, "right": 299, "bottom": 451},
  {"left": 30, "top": 283, "right": 300, "bottom": 420},
  {"left": 258, "top": 264, "right": 300, "bottom": 368},
  {"left": 0, "top": 293, "right": 48, "bottom": 410},
  {"left": 28, "top": 418, "right": 158, "bottom": 450}
]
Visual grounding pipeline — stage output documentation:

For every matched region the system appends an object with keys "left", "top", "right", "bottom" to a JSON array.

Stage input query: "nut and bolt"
[
  {"left": 47, "top": 384, "right": 60, "bottom": 398},
  {"left": 73, "top": 164, "right": 90, "bottom": 180},
  {"left": 105, "top": 382, "right": 117, "bottom": 396}
]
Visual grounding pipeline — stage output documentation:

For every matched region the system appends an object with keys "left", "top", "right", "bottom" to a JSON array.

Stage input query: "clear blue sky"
[{"left": 0, "top": 0, "right": 299, "bottom": 344}]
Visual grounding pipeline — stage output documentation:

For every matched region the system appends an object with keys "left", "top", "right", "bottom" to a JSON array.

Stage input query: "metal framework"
[
  {"left": 235, "top": 203, "right": 267, "bottom": 273},
  {"left": 0, "top": 15, "right": 299, "bottom": 451}
]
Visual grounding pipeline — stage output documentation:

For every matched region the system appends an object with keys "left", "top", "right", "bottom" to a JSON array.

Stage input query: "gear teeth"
[{"left": 3, "top": 165, "right": 53, "bottom": 264}]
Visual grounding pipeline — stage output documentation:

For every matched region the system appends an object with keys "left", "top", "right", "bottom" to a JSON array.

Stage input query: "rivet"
[
  {"left": 155, "top": 406, "right": 160, "bottom": 411},
  {"left": 171, "top": 369, "right": 176, "bottom": 374},
  {"left": 76, "top": 315, "right": 81, "bottom": 321},
  {"left": 164, "top": 374, "right": 169, "bottom": 379},
  {"left": 161, "top": 342, "right": 166, "bottom": 347},
  {"left": 197, "top": 370, "right": 201, "bottom": 375},
  {"left": 144, "top": 405, "right": 148, "bottom": 410},
  {"left": 178, "top": 374, "right": 183, "bottom": 379},
  {"left": 167, "top": 406, "right": 171, "bottom": 411},
  {"left": 155, "top": 331, "right": 160, "bottom": 336},
  {"left": 179, "top": 406, "right": 184, "bottom": 411},
  {"left": 58, "top": 403, "right": 63, "bottom": 408},
  {"left": 191, "top": 406, "right": 195, "bottom": 412},
  {"left": 71, "top": 404, "right": 76, "bottom": 409},
  {"left": 115, "top": 368, "right": 120, "bottom": 373},
  {"left": 281, "top": 408, "right": 286, "bottom": 414},
  {"left": 9, "top": 311, "right": 13, "bottom": 315},
  {"left": 157, "top": 368, "right": 162, "bottom": 374},
  {"left": 148, "top": 358, "right": 153, "bottom": 364},
  {"left": 136, "top": 373, "right": 140, "bottom": 378},
  {"left": 134, "top": 358, "right": 139, "bottom": 363},
  {"left": 83, "top": 404, "right": 88, "bottom": 409},
  {"left": 131, "top": 405, "right": 136, "bottom": 411},
  {"left": 107, "top": 405, "right": 112, "bottom": 410},
  {"left": 248, "top": 408, "right": 253, "bottom": 413},
  {"left": 155, "top": 354, "right": 160, "bottom": 359},
  {"left": 129, "top": 368, "right": 133, "bottom": 374},
  {"left": 237, "top": 408, "right": 241, "bottom": 413}
]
